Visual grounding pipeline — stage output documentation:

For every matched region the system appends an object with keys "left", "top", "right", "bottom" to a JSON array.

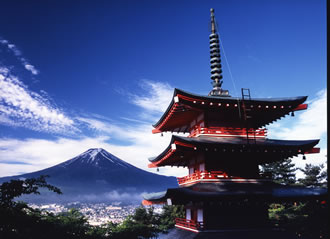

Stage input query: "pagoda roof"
[
  {"left": 143, "top": 182, "right": 327, "bottom": 204},
  {"left": 152, "top": 88, "right": 308, "bottom": 133},
  {"left": 148, "top": 135, "right": 319, "bottom": 168}
]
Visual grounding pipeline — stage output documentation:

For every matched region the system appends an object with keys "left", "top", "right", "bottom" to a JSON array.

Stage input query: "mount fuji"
[{"left": 0, "top": 148, "right": 178, "bottom": 203}]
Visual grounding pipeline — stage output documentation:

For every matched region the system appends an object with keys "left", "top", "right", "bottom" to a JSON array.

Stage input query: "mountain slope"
[{"left": 0, "top": 148, "right": 178, "bottom": 203}]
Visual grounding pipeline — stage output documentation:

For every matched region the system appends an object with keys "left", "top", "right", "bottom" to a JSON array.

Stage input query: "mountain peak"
[
  {"left": 79, "top": 148, "right": 104, "bottom": 163},
  {"left": 65, "top": 148, "right": 132, "bottom": 168},
  {"left": 84, "top": 148, "right": 105, "bottom": 160}
]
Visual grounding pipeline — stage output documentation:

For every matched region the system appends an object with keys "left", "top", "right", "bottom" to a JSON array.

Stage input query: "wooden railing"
[
  {"left": 175, "top": 218, "right": 203, "bottom": 231},
  {"left": 189, "top": 126, "right": 267, "bottom": 138},
  {"left": 177, "top": 170, "right": 228, "bottom": 185},
  {"left": 177, "top": 171, "right": 272, "bottom": 185}
]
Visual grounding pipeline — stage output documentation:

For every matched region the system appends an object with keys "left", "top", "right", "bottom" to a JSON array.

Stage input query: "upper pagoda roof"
[
  {"left": 148, "top": 135, "right": 319, "bottom": 168},
  {"left": 152, "top": 88, "right": 308, "bottom": 133}
]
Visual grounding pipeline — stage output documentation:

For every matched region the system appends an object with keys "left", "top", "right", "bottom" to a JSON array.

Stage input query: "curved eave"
[
  {"left": 152, "top": 89, "right": 178, "bottom": 132},
  {"left": 142, "top": 191, "right": 167, "bottom": 205},
  {"left": 142, "top": 183, "right": 327, "bottom": 204},
  {"left": 152, "top": 88, "right": 308, "bottom": 134},
  {"left": 148, "top": 135, "right": 320, "bottom": 168},
  {"left": 148, "top": 136, "right": 196, "bottom": 168}
]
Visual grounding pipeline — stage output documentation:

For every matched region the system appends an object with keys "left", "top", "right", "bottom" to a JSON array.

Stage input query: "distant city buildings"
[{"left": 29, "top": 203, "right": 141, "bottom": 226}]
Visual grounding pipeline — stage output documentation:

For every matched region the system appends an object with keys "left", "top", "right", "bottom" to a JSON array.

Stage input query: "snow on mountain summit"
[{"left": 63, "top": 148, "right": 133, "bottom": 168}]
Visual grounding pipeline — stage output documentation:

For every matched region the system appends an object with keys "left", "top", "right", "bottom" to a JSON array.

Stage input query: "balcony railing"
[
  {"left": 189, "top": 126, "right": 267, "bottom": 138},
  {"left": 177, "top": 171, "right": 271, "bottom": 186},
  {"left": 177, "top": 170, "right": 228, "bottom": 185},
  {"left": 175, "top": 218, "right": 203, "bottom": 232}
]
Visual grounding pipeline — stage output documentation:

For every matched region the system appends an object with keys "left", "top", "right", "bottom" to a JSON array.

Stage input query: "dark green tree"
[
  {"left": 55, "top": 208, "right": 90, "bottom": 238},
  {"left": 0, "top": 176, "right": 63, "bottom": 239},
  {"left": 260, "top": 158, "right": 296, "bottom": 185},
  {"left": 0, "top": 175, "right": 62, "bottom": 207},
  {"left": 267, "top": 161, "right": 328, "bottom": 238},
  {"left": 107, "top": 206, "right": 159, "bottom": 239},
  {"left": 131, "top": 206, "right": 158, "bottom": 225},
  {"left": 269, "top": 201, "right": 328, "bottom": 238},
  {"left": 298, "top": 163, "right": 327, "bottom": 187},
  {"left": 158, "top": 205, "right": 184, "bottom": 232}
]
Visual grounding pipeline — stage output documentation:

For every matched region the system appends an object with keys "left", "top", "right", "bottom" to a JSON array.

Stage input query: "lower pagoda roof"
[
  {"left": 143, "top": 182, "right": 327, "bottom": 205},
  {"left": 152, "top": 88, "right": 308, "bottom": 133},
  {"left": 148, "top": 135, "right": 319, "bottom": 168}
]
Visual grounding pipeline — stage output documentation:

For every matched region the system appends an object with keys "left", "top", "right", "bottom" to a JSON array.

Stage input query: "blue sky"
[{"left": 0, "top": 0, "right": 327, "bottom": 177}]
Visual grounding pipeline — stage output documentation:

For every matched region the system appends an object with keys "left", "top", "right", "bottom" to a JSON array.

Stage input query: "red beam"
[
  {"left": 148, "top": 163, "right": 157, "bottom": 168},
  {"left": 142, "top": 200, "right": 165, "bottom": 206},
  {"left": 293, "top": 104, "right": 308, "bottom": 111},
  {"left": 148, "top": 148, "right": 176, "bottom": 168},
  {"left": 152, "top": 128, "right": 161, "bottom": 134},
  {"left": 174, "top": 141, "right": 195, "bottom": 149},
  {"left": 304, "top": 147, "right": 320, "bottom": 154},
  {"left": 153, "top": 103, "right": 180, "bottom": 133}
]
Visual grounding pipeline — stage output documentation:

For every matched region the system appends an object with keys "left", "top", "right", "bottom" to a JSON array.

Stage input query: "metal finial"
[
  {"left": 208, "top": 8, "right": 229, "bottom": 97},
  {"left": 210, "top": 8, "right": 216, "bottom": 34}
]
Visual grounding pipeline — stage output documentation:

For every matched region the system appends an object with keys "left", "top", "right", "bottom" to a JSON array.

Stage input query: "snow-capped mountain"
[
  {"left": 0, "top": 148, "right": 177, "bottom": 203},
  {"left": 60, "top": 148, "right": 137, "bottom": 169}
]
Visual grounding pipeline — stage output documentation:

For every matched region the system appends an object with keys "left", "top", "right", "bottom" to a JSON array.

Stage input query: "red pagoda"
[{"left": 143, "top": 9, "right": 326, "bottom": 238}]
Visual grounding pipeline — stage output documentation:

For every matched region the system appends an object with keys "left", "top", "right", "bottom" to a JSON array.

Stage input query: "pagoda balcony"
[
  {"left": 189, "top": 126, "right": 267, "bottom": 138},
  {"left": 177, "top": 170, "right": 228, "bottom": 186},
  {"left": 177, "top": 170, "right": 271, "bottom": 186},
  {"left": 175, "top": 218, "right": 204, "bottom": 232}
]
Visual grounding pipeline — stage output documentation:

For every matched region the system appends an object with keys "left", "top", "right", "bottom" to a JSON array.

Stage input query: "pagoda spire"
[{"left": 208, "top": 8, "right": 229, "bottom": 97}]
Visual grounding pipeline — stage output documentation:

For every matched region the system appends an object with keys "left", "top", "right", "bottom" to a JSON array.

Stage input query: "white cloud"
[
  {"left": 292, "top": 148, "right": 327, "bottom": 179},
  {"left": 268, "top": 89, "right": 327, "bottom": 140},
  {"left": 0, "top": 136, "right": 109, "bottom": 168},
  {"left": 267, "top": 89, "right": 327, "bottom": 178},
  {"left": 24, "top": 64, "right": 39, "bottom": 75},
  {"left": 1, "top": 37, "right": 39, "bottom": 75},
  {"left": 0, "top": 68, "right": 76, "bottom": 134},
  {"left": 77, "top": 117, "right": 124, "bottom": 137},
  {"left": 131, "top": 80, "right": 173, "bottom": 114},
  {"left": 7, "top": 43, "right": 22, "bottom": 56}
]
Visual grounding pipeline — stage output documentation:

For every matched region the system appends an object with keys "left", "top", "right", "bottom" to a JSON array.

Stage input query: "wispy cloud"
[
  {"left": 77, "top": 117, "right": 124, "bottom": 137},
  {"left": 0, "top": 78, "right": 188, "bottom": 178},
  {"left": 268, "top": 89, "right": 327, "bottom": 177},
  {"left": 0, "top": 67, "right": 77, "bottom": 134},
  {"left": 130, "top": 80, "right": 173, "bottom": 115},
  {"left": 24, "top": 64, "right": 39, "bottom": 75},
  {"left": 268, "top": 89, "right": 327, "bottom": 140},
  {"left": 0, "top": 37, "right": 39, "bottom": 75}
]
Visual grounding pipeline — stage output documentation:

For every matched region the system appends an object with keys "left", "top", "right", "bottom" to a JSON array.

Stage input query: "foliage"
[
  {"left": 298, "top": 163, "right": 327, "bottom": 187},
  {"left": 264, "top": 161, "right": 328, "bottom": 238},
  {"left": 109, "top": 206, "right": 159, "bottom": 239},
  {"left": 0, "top": 175, "right": 62, "bottom": 207},
  {"left": 268, "top": 201, "right": 328, "bottom": 238},
  {"left": 0, "top": 205, "right": 94, "bottom": 239},
  {"left": 0, "top": 176, "right": 184, "bottom": 239},
  {"left": 104, "top": 205, "right": 184, "bottom": 238},
  {"left": 158, "top": 204, "right": 184, "bottom": 232},
  {"left": 260, "top": 158, "right": 296, "bottom": 185},
  {"left": 0, "top": 176, "right": 92, "bottom": 239}
]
